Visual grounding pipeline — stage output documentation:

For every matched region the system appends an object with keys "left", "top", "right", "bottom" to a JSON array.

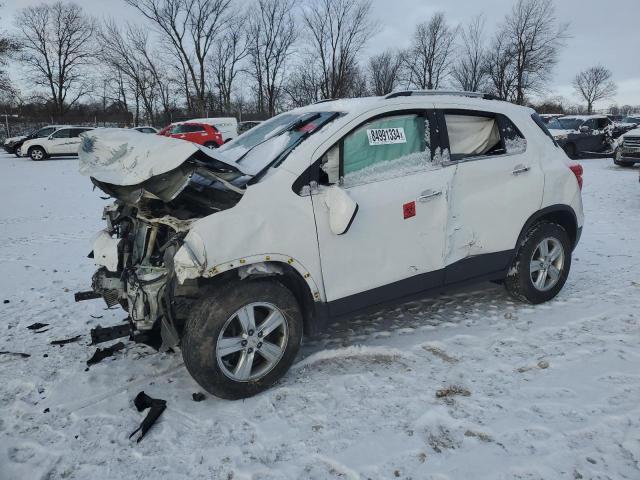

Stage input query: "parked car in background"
[
  {"left": 20, "top": 126, "right": 94, "bottom": 160},
  {"left": 3, "top": 133, "right": 28, "bottom": 153},
  {"left": 187, "top": 117, "right": 238, "bottom": 143},
  {"left": 79, "top": 91, "right": 584, "bottom": 399},
  {"left": 160, "top": 122, "right": 224, "bottom": 148},
  {"left": 547, "top": 115, "right": 615, "bottom": 158},
  {"left": 5, "top": 125, "right": 67, "bottom": 156},
  {"left": 238, "top": 120, "right": 263, "bottom": 134},
  {"left": 133, "top": 126, "right": 158, "bottom": 134},
  {"left": 539, "top": 113, "right": 563, "bottom": 124},
  {"left": 614, "top": 126, "right": 640, "bottom": 167}
]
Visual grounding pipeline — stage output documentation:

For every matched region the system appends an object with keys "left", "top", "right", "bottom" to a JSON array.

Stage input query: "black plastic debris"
[
  {"left": 43, "top": 408, "right": 50, "bottom": 413},
  {"left": 27, "top": 322, "right": 49, "bottom": 330},
  {"left": 91, "top": 323, "right": 130, "bottom": 345},
  {"left": 129, "top": 391, "right": 166, "bottom": 443},
  {"left": 0, "top": 351, "right": 30, "bottom": 358},
  {"left": 86, "top": 342, "right": 125, "bottom": 366},
  {"left": 192, "top": 392, "right": 206, "bottom": 402},
  {"left": 3, "top": 299, "right": 9, "bottom": 304},
  {"left": 50, "top": 335, "right": 82, "bottom": 346}
]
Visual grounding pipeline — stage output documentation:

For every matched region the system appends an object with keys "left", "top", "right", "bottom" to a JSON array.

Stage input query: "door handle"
[
  {"left": 512, "top": 165, "right": 530, "bottom": 176},
  {"left": 417, "top": 189, "right": 442, "bottom": 202}
]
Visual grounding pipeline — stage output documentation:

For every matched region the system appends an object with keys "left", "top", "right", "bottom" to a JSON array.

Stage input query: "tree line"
[{"left": 0, "top": 0, "right": 629, "bottom": 129}]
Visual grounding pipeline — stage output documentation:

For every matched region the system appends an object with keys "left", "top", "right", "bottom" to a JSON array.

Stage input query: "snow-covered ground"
[{"left": 0, "top": 152, "right": 639, "bottom": 480}]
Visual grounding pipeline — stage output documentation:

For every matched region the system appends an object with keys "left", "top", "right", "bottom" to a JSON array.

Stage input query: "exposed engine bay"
[{"left": 87, "top": 156, "right": 247, "bottom": 350}]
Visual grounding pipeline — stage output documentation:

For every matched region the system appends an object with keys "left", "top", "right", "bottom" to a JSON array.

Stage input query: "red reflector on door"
[{"left": 403, "top": 201, "right": 416, "bottom": 219}]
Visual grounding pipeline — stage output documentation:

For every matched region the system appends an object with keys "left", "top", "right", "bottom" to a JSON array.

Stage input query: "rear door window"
[
  {"left": 442, "top": 111, "right": 526, "bottom": 161},
  {"left": 51, "top": 129, "right": 72, "bottom": 139}
]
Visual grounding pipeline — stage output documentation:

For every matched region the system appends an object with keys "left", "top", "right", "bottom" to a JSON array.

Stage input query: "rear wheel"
[
  {"left": 505, "top": 222, "right": 571, "bottom": 304},
  {"left": 182, "top": 279, "right": 303, "bottom": 399},
  {"left": 29, "top": 147, "right": 46, "bottom": 161}
]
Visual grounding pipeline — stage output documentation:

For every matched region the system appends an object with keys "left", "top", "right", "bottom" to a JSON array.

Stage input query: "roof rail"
[
  {"left": 313, "top": 98, "right": 335, "bottom": 104},
  {"left": 384, "top": 90, "right": 498, "bottom": 101}
]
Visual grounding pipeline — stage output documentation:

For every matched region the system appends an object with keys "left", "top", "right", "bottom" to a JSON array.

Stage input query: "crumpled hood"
[{"left": 78, "top": 128, "right": 247, "bottom": 186}]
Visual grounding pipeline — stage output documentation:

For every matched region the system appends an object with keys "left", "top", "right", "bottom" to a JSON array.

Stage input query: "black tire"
[
  {"left": 564, "top": 143, "right": 576, "bottom": 159},
  {"left": 203, "top": 142, "right": 218, "bottom": 149},
  {"left": 182, "top": 278, "right": 303, "bottom": 400},
  {"left": 504, "top": 222, "right": 572, "bottom": 304},
  {"left": 29, "top": 146, "right": 47, "bottom": 161}
]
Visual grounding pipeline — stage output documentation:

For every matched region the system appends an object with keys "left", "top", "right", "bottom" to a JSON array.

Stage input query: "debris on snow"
[
  {"left": 423, "top": 344, "right": 459, "bottom": 363},
  {"left": 27, "top": 322, "right": 49, "bottom": 330},
  {"left": 129, "top": 391, "right": 167, "bottom": 443},
  {"left": 50, "top": 335, "right": 82, "bottom": 346},
  {"left": 86, "top": 342, "right": 125, "bottom": 366},
  {"left": 0, "top": 351, "right": 30, "bottom": 358},
  {"left": 192, "top": 392, "right": 206, "bottom": 402},
  {"left": 435, "top": 385, "right": 471, "bottom": 398}
]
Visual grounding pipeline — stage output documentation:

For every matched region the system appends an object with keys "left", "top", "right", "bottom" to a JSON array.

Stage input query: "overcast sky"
[{"left": 2, "top": 0, "right": 640, "bottom": 107}]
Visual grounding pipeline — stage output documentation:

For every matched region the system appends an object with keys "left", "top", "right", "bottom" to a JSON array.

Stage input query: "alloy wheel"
[
  {"left": 529, "top": 237, "right": 565, "bottom": 292},
  {"left": 216, "top": 302, "right": 289, "bottom": 382}
]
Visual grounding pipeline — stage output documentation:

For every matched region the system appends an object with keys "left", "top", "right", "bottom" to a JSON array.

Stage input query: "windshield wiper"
[
  {"left": 251, "top": 111, "right": 341, "bottom": 183},
  {"left": 233, "top": 113, "right": 323, "bottom": 166}
]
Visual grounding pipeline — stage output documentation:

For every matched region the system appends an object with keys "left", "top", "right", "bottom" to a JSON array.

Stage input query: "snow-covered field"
[{"left": 0, "top": 151, "right": 639, "bottom": 480}]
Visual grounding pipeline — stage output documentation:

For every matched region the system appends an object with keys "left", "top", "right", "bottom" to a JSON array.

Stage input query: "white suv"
[
  {"left": 21, "top": 126, "right": 94, "bottom": 160},
  {"left": 78, "top": 92, "right": 584, "bottom": 399}
]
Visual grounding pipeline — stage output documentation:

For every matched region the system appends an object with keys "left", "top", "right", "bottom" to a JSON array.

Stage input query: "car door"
[
  {"left": 47, "top": 129, "right": 72, "bottom": 154},
  {"left": 440, "top": 108, "right": 544, "bottom": 283},
  {"left": 59, "top": 128, "right": 88, "bottom": 155},
  {"left": 581, "top": 119, "right": 601, "bottom": 152},
  {"left": 310, "top": 110, "right": 456, "bottom": 316}
]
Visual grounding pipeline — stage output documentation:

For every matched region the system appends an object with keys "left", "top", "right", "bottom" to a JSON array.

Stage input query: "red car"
[{"left": 158, "top": 122, "right": 223, "bottom": 148}]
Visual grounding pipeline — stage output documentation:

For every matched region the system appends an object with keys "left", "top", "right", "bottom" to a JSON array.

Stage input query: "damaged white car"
[{"left": 77, "top": 91, "right": 584, "bottom": 399}]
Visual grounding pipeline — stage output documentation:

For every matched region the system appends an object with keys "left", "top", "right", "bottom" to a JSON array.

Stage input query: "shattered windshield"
[{"left": 217, "top": 111, "right": 339, "bottom": 176}]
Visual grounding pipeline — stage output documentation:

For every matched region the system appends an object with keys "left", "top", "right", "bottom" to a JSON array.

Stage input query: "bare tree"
[
  {"left": 451, "top": 15, "right": 487, "bottom": 92},
  {"left": 367, "top": 49, "right": 403, "bottom": 96},
  {"left": 302, "top": 0, "right": 373, "bottom": 99},
  {"left": 485, "top": 31, "right": 517, "bottom": 101},
  {"left": 125, "top": 0, "right": 232, "bottom": 116},
  {"left": 210, "top": 14, "right": 249, "bottom": 113},
  {"left": 100, "top": 21, "right": 160, "bottom": 125},
  {"left": 573, "top": 65, "right": 617, "bottom": 114},
  {"left": 405, "top": 12, "right": 456, "bottom": 90},
  {"left": 16, "top": 2, "right": 96, "bottom": 117},
  {"left": 503, "top": 0, "right": 568, "bottom": 105},
  {"left": 247, "top": 0, "right": 297, "bottom": 116},
  {"left": 0, "top": 3, "right": 16, "bottom": 98},
  {"left": 283, "top": 61, "right": 322, "bottom": 107}
]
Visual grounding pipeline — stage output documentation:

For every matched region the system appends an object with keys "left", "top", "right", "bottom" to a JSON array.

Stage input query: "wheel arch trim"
[{"left": 517, "top": 204, "right": 579, "bottom": 250}]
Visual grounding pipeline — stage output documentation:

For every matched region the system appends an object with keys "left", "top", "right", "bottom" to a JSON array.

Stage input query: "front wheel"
[
  {"left": 181, "top": 279, "right": 303, "bottom": 399},
  {"left": 29, "top": 147, "right": 47, "bottom": 161},
  {"left": 504, "top": 222, "right": 572, "bottom": 304}
]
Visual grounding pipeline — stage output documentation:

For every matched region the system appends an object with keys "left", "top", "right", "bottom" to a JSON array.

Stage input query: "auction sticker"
[{"left": 367, "top": 128, "right": 406, "bottom": 146}]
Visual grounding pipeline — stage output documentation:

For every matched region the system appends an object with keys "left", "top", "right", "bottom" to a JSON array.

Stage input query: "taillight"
[{"left": 568, "top": 162, "right": 583, "bottom": 190}]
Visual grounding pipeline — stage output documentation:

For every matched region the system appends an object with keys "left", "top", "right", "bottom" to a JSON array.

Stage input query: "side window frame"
[
  {"left": 437, "top": 109, "right": 526, "bottom": 164},
  {"left": 293, "top": 109, "right": 445, "bottom": 195}
]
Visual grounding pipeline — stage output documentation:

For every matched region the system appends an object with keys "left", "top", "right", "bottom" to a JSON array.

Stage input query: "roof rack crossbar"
[{"left": 384, "top": 90, "right": 497, "bottom": 100}]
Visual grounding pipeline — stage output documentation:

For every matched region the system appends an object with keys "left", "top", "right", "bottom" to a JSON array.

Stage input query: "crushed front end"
[{"left": 75, "top": 128, "right": 248, "bottom": 350}]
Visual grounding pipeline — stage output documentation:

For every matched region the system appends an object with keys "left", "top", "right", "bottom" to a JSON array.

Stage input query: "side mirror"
[
  {"left": 324, "top": 186, "right": 358, "bottom": 235},
  {"left": 579, "top": 125, "right": 590, "bottom": 133}
]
